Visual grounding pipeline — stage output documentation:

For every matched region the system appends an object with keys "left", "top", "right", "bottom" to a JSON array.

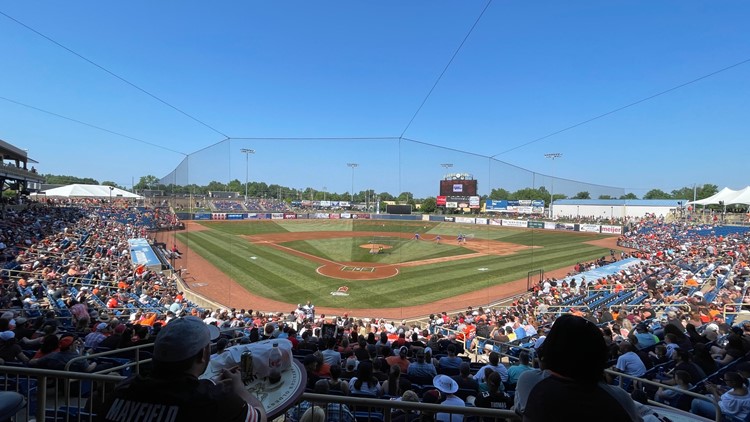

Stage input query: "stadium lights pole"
[
  {"left": 240, "top": 148, "right": 255, "bottom": 201},
  {"left": 347, "top": 163, "right": 358, "bottom": 202},
  {"left": 544, "top": 153, "right": 562, "bottom": 219},
  {"left": 440, "top": 164, "right": 453, "bottom": 213}
]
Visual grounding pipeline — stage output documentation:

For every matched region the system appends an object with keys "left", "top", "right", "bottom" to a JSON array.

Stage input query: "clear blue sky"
[{"left": 1, "top": 1, "right": 748, "bottom": 199}]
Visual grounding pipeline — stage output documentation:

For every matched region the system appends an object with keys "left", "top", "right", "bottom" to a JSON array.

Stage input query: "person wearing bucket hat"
[
  {"left": 94, "top": 316, "right": 267, "bottom": 421},
  {"left": 433, "top": 374, "right": 464, "bottom": 422}
]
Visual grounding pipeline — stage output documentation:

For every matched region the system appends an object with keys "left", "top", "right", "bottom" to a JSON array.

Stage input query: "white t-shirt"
[{"left": 720, "top": 390, "right": 750, "bottom": 420}]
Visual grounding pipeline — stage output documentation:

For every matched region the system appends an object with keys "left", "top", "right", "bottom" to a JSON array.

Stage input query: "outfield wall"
[{"left": 179, "top": 211, "right": 623, "bottom": 235}]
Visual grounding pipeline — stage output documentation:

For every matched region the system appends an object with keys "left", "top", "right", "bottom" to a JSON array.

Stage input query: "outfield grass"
[{"left": 177, "top": 220, "right": 612, "bottom": 308}]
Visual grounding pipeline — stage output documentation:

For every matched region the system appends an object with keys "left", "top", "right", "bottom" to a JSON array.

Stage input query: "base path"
[{"left": 156, "top": 222, "right": 632, "bottom": 320}]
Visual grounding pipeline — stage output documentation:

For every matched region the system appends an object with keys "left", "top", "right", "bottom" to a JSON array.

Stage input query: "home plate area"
[{"left": 341, "top": 266, "right": 376, "bottom": 273}]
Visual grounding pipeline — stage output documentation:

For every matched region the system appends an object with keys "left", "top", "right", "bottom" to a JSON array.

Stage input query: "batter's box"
[{"left": 341, "top": 266, "right": 376, "bottom": 273}]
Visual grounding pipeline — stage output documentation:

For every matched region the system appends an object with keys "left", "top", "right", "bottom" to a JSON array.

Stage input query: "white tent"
[
  {"left": 688, "top": 186, "right": 750, "bottom": 206},
  {"left": 41, "top": 184, "right": 142, "bottom": 199}
]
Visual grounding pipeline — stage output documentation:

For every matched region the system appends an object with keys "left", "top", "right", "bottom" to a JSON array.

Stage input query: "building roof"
[{"left": 554, "top": 199, "right": 688, "bottom": 207}]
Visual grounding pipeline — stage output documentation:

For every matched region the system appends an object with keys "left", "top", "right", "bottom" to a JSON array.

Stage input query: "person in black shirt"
[{"left": 94, "top": 316, "right": 266, "bottom": 422}]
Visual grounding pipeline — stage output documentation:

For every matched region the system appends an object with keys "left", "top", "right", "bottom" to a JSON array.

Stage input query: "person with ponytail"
[{"left": 513, "top": 314, "right": 642, "bottom": 421}]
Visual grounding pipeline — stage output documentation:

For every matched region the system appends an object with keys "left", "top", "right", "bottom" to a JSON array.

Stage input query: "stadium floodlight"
[
  {"left": 347, "top": 163, "right": 359, "bottom": 202},
  {"left": 440, "top": 163, "right": 453, "bottom": 180},
  {"left": 241, "top": 148, "right": 255, "bottom": 201},
  {"left": 545, "top": 153, "right": 562, "bottom": 219}
]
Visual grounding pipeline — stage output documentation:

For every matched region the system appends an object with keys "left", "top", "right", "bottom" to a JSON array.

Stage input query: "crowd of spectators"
[{"left": 3, "top": 202, "right": 750, "bottom": 420}]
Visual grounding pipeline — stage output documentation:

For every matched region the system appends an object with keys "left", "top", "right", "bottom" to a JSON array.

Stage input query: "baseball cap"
[
  {"left": 399, "top": 346, "right": 409, "bottom": 356},
  {"left": 153, "top": 317, "right": 220, "bottom": 362}
]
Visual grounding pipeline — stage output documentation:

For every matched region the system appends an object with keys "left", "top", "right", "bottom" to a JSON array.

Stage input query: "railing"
[{"left": 604, "top": 368, "right": 719, "bottom": 422}]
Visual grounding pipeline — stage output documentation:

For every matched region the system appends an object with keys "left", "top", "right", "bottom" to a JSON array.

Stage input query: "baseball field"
[{"left": 169, "top": 219, "right": 616, "bottom": 311}]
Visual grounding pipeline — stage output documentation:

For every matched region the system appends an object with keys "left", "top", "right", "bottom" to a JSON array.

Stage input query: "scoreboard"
[{"left": 439, "top": 179, "right": 477, "bottom": 197}]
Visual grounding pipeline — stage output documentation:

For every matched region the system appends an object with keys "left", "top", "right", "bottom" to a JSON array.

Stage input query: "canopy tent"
[
  {"left": 688, "top": 186, "right": 750, "bottom": 206},
  {"left": 40, "top": 184, "right": 142, "bottom": 199}
]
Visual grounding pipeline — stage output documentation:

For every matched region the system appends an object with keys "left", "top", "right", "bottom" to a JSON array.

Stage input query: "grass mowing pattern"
[{"left": 181, "top": 221, "right": 612, "bottom": 308}]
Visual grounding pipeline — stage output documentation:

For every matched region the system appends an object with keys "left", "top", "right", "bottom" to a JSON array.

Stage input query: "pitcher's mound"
[{"left": 360, "top": 243, "right": 392, "bottom": 250}]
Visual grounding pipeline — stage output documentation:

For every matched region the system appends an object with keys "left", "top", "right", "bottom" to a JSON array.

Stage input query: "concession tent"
[
  {"left": 40, "top": 184, "right": 142, "bottom": 199},
  {"left": 687, "top": 186, "right": 750, "bottom": 206}
]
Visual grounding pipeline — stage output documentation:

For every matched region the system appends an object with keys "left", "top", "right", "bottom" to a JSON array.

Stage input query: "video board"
[{"left": 439, "top": 179, "right": 477, "bottom": 197}]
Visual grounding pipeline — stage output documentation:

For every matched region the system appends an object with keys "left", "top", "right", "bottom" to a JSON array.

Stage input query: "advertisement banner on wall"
[
  {"left": 319, "top": 201, "right": 331, "bottom": 207},
  {"left": 284, "top": 214, "right": 297, "bottom": 219},
  {"left": 555, "top": 223, "right": 576, "bottom": 231},
  {"left": 600, "top": 225, "right": 623, "bottom": 234},
  {"left": 544, "top": 222, "right": 556, "bottom": 230},
  {"left": 436, "top": 196, "right": 447, "bottom": 206},
  {"left": 445, "top": 202, "right": 458, "bottom": 208},
  {"left": 444, "top": 217, "right": 455, "bottom": 222},
  {"left": 211, "top": 213, "right": 226, "bottom": 220},
  {"left": 502, "top": 219, "right": 528, "bottom": 228},
  {"left": 490, "top": 218, "right": 503, "bottom": 226},
  {"left": 355, "top": 213, "right": 370, "bottom": 219},
  {"left": 271, "top": 213, "right": 285, "bottom": 220},
  {"left": 246, "top": 213, "right": 259, "bottom": 220},
  {"left": 339, "top": 201, "right": 350, "bottom": 207},
  {"left": 578, "top": 224, "right": 600, "bottom": 233},
  {"left": 340, "top": 213, "right": 352, "bottom": 219},
  {"left": 455, "top": 217, "right": 475, "bottom": 224},
  {"left": 226, "top": 214, "right": 245, "bottom": 220},
  {"left": 475, "top": 218, "right": 488, "bottom": 225},
  {"left": 329, "top": 214, "right": 341, "bottom": 219},
  {"left": 194, "top": 213, "right": 212, "bottom": 220},
  {"left": 313, "top": 213, "right": 329, "bottom": 219},
  {"left": 469, "top": 196, "right": 480, "bottom": 209},
  {"left": 528, "top": 221, "right": 544, "bottom": 229},
  {"left": 485, "top": 199, "right": 545, "bottom": 214}
]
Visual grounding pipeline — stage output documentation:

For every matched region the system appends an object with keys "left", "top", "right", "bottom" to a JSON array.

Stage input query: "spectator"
[
  {"left": 506, "top": 351, "right": 533, "bottom": 388},
  {"left": 386, "top": 346, "right": 411, "bottom": 374},
  {"left": 285, "top": 379, "right": 354, "bottom": 422},
  {"left": 407, "top": 349, "right": 437, "bottom": 379},
  {"left": 438, "top": 345, "right": 462, "bottom": 370},
  {"left": 514, "top": 314, "right": 643, "bottom": 421},
  {"left": 474, "top": 352, "right": 508, "bottom": 384},
  {"left": 327, "top": 364, "right": 350, "bottom": 396},
  {"left": 94, "top": 316, "right": 266, "bottom": 421},
  {"left": 691, "top": 371, "right": 750, "bottom": 420},
  {"left": 0, "top": 331, "right": 29, "bottom": 364},
  {"left": 348, "top": 360, "right": 381, "bottom": 396},
  {"left": 452, "top": 362, "right": 479, "bottom": 397},
  {"left": 30, "top": 335, "right": 96, "bottom": 372},
  {"left": 433, "top": 374, "right": 464, "bottom": 422}
]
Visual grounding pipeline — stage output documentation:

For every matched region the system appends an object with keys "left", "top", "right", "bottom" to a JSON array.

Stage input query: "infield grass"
[{"left": 176, "top": 219, "right": 612, "bottom": 308}]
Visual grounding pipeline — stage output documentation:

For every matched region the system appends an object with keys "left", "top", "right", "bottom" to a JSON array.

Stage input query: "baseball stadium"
[{"left": 2, "top": 3, "right": 749, "bottom": 421}]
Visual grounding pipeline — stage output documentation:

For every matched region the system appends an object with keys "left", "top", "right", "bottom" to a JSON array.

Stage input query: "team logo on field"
[{"left": 330, "top": 286, "right": 350, "bottom": 296}]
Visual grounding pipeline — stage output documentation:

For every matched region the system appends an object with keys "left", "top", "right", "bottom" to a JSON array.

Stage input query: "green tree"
[
  {"left": 671, "top": 184, "right": 719, "bottom": 201},
  {"left": 572, "top": 191, "right": 591, "bottom": 199},
  {"left": 420, "top": 197, "right": 437, "bottom": 213},
  {"left": 134, "top": 175, "right": 160, "bottom": 191},
  {"left": 643, "top": 189, "right": 672, "bottom": 199},
  {"left": 619, "top": 193, "right": 638, "bottom": 199},
  {"left": 598, "top": 195, "right": 612, "bottom": 199},
  {"left": 43, "top": 174, "right": 99, "bottom": 185},
  {"left": 489, "top": 188, "right": 510, "bottom": 199},
  {"left": 226, "top": 179, "right": 243, "bottom": 194}
]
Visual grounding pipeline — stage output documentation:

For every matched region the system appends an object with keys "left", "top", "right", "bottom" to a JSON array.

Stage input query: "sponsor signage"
[
  {"left": 444, "top": 217, "right": 455, "bottom": 222},
  {"left": 283, "top": 214, "right": 297, "bottom": 219},
  {"left": 544, "top": 222, "right": 556, "bottom": 230},
  {"left": 469, "top": 196, "right": 480, "bottom": 209},
  {"left": 211, "top": 213, "right": 226, "bottom": 220},
  {"left": 489, "top": 218, "right": 502, "bottom": 226},
  {"left": 502, "top": 219, "right": 527, "bottom": 228},
  {"left": 555, "top": 223, "right": 576, "bottom": 231},
  {"left": 455, "top": 217, "right": 475, "bottom": 224},
  {"left": 600, "top": 225, "right": 623, "bottom": 234},
  {"left": 226, "top": 213, "right": 245, "bottom": 220},
  {"left": 339, "top": 201, "right": 350, "bottom": 207},
  {"left": 528, "top": 221, "right": 544, "bottom": 229},
  {"left": 436, "top": 196, "right": 447, "bottom": 206},
  {"left": 475, "top": 218, "right": 488, "bottom": 225},
  {"left": 271, "top": 213, "right": 285, "bottom": 220},
  {"left": 578, "top": 224, "right": 600, "bottom": 233},
  {"left": 329, "top": 213, "right": 341, "bottom": 219},
  {"left": 485, "top": 199, "right": 545, "bottom": 214},
  {"left": 446, "top": 201, "right": 458, "bottom": 208},
  {"left": 194, "top": 213, "right": 212, "bottom": 220}
]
